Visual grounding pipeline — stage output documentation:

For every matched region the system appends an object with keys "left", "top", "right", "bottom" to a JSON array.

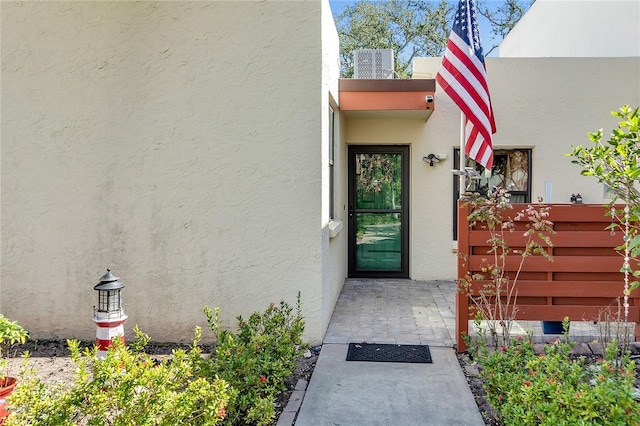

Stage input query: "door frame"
[{"left": 347, "top": 145, "right": 410, "bottom": 278}]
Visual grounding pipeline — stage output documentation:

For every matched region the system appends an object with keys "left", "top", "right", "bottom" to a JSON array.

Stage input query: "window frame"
[
  {"left": 452, "top": 148, "right": 532, "bottom": 240},
  {"left": 329, "top": 106, "right": 335, "bottom": 220}
]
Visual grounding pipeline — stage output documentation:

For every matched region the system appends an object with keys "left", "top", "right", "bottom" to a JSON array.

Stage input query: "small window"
[
  {"left": 468, "top": 150, "right": 530, "bottom": 202},
  {"left": 453, "top": 149, "right": 532, "bottom": 239},
  {"left": 329, "top": 106, "right": 335, "bottom": 219}
]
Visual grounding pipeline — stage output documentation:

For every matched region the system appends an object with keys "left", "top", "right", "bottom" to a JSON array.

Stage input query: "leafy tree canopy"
[{"left": 336, "top": 0, "right": 533, "bottom": 78}]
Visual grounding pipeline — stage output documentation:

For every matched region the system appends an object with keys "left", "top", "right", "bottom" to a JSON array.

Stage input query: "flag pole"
[
  {"left": 459, "top": 112, "right": 466, "bottom": 197},
  {"left": 437, "top": 0, "right": 495, "bottom": 196}
]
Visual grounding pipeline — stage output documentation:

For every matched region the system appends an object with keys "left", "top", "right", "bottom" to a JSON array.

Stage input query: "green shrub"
[
  {"left": 204, "top": 293, "right": 305, "bottom": 426},
  {"left": 6, "top": 327, "right": 232, "bottom": 425},
  {"left": 5, "top": 296, "right": 305, "bottom": 426},
  {"left": 0, "top": 314, "right": 29, "bottom": 376},
  {"left": 477, "top": 333, "right": 640, "bottom": 425}
]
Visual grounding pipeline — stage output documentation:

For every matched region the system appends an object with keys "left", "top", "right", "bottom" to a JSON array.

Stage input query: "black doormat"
[{"left": 346, "top": 343, "right": 432, "bottom": 363}]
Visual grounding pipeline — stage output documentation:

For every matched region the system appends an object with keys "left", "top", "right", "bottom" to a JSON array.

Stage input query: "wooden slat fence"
[{"left": 456, "top": 202, "right": 640, "bottom": 352}]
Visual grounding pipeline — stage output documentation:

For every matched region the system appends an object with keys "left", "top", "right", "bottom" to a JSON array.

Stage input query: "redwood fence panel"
[{"left": 456, "top": 202, "right": 640, "bottom": 352}]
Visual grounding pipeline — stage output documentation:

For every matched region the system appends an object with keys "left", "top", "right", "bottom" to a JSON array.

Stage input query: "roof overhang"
[{"left": 338, "top": 79, "right": 436, "bottom": 120}]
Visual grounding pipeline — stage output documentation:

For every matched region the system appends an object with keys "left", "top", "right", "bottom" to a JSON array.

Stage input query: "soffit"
[{"left": 339, "top": 79, "right": 436, "bottom": 120}]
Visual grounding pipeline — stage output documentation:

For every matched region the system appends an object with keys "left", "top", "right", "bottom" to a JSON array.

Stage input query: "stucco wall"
[
  {"left": 344, "top": 119, "right": 456, "bottom": 280},
  {"left": 499, "top": 0, "right": 640, "bottom": 57},
  {"left": 320, "top": 0, "right": 347, "bottom": 336},
  {"left": 348, "top": 56, "right": 640, "bottom": 281},
  {"left": 2, "top": 1, "right": 326, "bottom": 343}
]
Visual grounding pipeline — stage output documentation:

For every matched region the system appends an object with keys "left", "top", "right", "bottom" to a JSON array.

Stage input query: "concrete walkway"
[{"left": 295, "top": 279, "right": 485, "bottom": 425}]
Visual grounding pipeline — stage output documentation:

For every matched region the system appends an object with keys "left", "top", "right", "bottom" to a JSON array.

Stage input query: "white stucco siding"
[
  {"left": 499, "top": 0, "right": 640, "bottom": 57},
  {"left": 407, "top": 56, "right": 640, "bottom": 280},
  {"left": 2, "top": 1, "right": 324, "bottom": 342},
  {"left": 344, "top": 119, "right": 457, "bottom": 280},
  {"left": 320, "top": 0, "right": 347, "bottom": 337},
  {"left": 485, "top": 57, "right": 640, "bottom": 204}
]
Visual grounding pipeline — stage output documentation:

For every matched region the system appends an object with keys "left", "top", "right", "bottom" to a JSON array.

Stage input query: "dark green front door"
[{"left": 348, "top": 145, "right": 409, "bottom": 278}]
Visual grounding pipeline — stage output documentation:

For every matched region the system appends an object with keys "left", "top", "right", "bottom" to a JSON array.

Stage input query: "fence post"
[{"left": 456, "top": 201, "right": 470, "bottom": 352}]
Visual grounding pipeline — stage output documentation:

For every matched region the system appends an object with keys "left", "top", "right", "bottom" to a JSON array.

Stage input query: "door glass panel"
[
  {"left": 355, "top": 154, "right": 402, "bottom": 210},
  {"left": 356, "top": 213, "right": 402, "bottom": 271},
  {"left": 353, "top": 152, "right": 403, "bottom": 272}
]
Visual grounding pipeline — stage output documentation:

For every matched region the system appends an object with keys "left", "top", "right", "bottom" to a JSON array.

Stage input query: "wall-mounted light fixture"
[
  {"left": 423, "top": 153, "right": 446, "bottom": 167},
  {"left": 451, "top": 167, "right": 482, "bottom": 190},
  {"left": 451, "top": 167, "right": 481, "bottom": 179}
]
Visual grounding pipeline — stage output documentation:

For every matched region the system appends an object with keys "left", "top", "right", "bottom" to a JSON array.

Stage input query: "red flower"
[
  {"left": 217, "top": 407, "right": 227, "bottom": 419},
  {"left": 500, "top": 346, "right": 507, "bottom": 352},
  {"left": 524, "top": 380, "right": 531, "bottom": 387},
  {"left": 259, "top": 375, "right": 267, "bottom": 384}
]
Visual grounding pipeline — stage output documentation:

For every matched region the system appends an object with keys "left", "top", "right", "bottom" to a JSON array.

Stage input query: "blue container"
[{"left": 541, "top": 321, "right": 565, "bottom": 334}]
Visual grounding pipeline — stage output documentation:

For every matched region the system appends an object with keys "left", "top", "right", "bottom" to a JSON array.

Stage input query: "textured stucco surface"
[
  {"left": 1, "top": 1, "right": 331, "bottom": 343},
  {"left": 499, "top": 0, "right": 640, "bottom": 57},
  {"left": 4, "top": 0, "right": 639, "bottom": 344},
  {"left": 346, "top": 56, "right": 640, "bottom": 281},
  {"left": 319, "top": 0, "right": 347, "bottom": 335}
]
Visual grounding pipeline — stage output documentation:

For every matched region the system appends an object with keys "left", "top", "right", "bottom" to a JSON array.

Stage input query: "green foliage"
[
  {"left": 355, "top": 153, "right": 401, "bottom": 208},
  {"left": 203, "top": 293, "right": 305, "bottom": 426},
  {"left": 354, "top": 153, "right": 403, "bottom": 239},
  {"left": 478, "top": 0, "right": 534, "bottom": 55},
  {"left": 336, "top": 0, "right": 450, "bottom": 78},
  {"left": 0, "top": 314, "right": 29, "bottom": 377},
  {"left": 335, "top": 0, "right": 532, "bottom": 78},
  {"left": 6, "top": 328, "right": 231, "bottom": 425},
  {"left": 0, "top": 314, "right": 29, "bottom": 359},
  {"left": 571, "top": 106, "right": 640, "bottom": 194},
  {"left": 477, "top": 329, "right": 640, "bottom": 425},
  {"left": 570, "top": 105, "right": 640, "bottom": 215},
  {"left": 569, "top": 105, "right": 640, "bottom": 326},
  {"left": 4, "top": 297, "right": 305, "bottom": 426}
]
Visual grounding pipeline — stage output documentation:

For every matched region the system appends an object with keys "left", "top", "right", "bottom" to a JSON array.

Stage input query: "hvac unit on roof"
[{"left": 353, "top": 49, "right": 395, "bottom": 79}]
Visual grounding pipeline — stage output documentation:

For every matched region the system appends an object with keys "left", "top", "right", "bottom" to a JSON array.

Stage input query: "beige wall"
[
  {"left": 342, "top": 57, "right": 640, "bottom": 281},
  {"left": 500, "top": 0, "right": 640, "bottom": 57},
  {"left": 1, "top": 1, "right": 333, "bottom": 344},
  {"left": 5, "top": 0, "right": 637, "bottom": 345},
  {"left": 320, "top": 0, "right": 347, "bottom": 336},
  {"left": 344, "top": 119, "right": 456, "bottom": 280}
]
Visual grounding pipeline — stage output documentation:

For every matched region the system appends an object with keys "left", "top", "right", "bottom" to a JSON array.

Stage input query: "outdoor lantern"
[
  {"left": 94, "top": 269, "right": 124, "bottom": 313},
  {"left": 92, "top": 268, "right": 128, "bottom": 359}
]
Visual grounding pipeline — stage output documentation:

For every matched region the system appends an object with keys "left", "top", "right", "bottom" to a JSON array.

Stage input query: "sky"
[{"left": 328, "top": 0, "right": 516, "bottom": 57}]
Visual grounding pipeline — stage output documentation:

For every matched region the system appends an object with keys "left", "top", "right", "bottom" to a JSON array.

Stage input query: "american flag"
[{"left": 436, "top": 0, "right": 496, "bottom": 169}]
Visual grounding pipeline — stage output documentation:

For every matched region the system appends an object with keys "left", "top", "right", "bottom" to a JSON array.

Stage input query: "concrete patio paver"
[
  {"left": 295, "top": 343, "right": 484, "bottom": 426},
  {"left": 295, "top": 279, "right": 483, "bottom": 425},
  {"left": 323, "top": 279, "right": 456, "bottom": 347},
  {"left": 293, "top": 278, "right": 631, "bottom": 425}
]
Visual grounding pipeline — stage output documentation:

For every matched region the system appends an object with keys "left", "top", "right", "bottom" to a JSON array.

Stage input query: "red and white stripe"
[
  {"left": 94, "top": 317, "right": 127, "bottom": 359},
  {"left": 436, "top": 0, "right": 496, "bottom": 169}
]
